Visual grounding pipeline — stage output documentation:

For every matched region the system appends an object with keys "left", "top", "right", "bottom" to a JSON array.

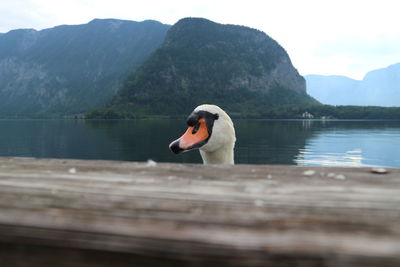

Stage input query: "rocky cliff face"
[
  {"left": 164, "top": 18, "right": 306, "bottom": 94},
  {"left": 104, "top": 18, "right": 314, "bottom": 117},
  {"left": 0, "top": 19, "right": 170, "bottom": 116}
]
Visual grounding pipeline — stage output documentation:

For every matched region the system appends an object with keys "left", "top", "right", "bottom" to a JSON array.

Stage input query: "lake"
[{"left": 0, "top": 119, "right": 399, "bottom": 167}]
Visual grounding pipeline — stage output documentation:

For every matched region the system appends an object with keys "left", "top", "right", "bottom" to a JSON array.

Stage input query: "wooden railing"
[{"left": 0, "top": 157, "right": 399, "bottom": 266}]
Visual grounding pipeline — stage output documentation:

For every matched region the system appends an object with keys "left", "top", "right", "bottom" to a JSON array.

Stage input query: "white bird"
[{"left": 169, "top": 104, "right": 236, "bottom": 165}]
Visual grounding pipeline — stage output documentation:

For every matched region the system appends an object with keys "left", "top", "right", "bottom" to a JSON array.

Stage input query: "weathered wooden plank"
[{"left": 0, "top": 157, "right": 399, "bottom": 266}]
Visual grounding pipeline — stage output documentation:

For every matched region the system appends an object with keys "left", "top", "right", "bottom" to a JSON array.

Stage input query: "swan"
[{"left": 169, "top": 104, "right": 236, "bottom": 165}]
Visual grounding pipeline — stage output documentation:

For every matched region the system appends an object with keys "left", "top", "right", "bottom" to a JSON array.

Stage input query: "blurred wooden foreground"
[{"left": 0, "top": 157, "right": 399, "bottom": 267}]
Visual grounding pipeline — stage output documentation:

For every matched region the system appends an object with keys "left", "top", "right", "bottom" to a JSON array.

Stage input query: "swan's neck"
[{"left": 199, "top": 145, "right": 234, "bottom": 165}]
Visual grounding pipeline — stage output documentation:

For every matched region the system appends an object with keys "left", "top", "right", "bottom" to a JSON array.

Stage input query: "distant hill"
[
  {"left": 0, "top": 19, "right": 170, "bottom": 116},
  {"left": 91, "top": 18, "right": 318, "bottom": 118},
  {"left": 305, "top": 75, "right": 361, "bottom": 105},
  {"left": 306, "top": 63, "right": 400, "bottom": 106}
]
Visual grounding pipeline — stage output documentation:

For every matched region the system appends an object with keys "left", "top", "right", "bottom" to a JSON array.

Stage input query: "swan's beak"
[{"left": 169, "top": 118, "right": 209, "bottom": 154}]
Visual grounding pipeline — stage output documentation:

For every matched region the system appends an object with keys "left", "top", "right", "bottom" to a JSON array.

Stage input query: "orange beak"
[{"left": 169, "top": 118, "right": 209, "bottom": 154}]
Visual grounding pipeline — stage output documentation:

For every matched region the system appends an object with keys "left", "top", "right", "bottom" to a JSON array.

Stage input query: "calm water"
[{"left": 0, "top": 119, "right": 399, "bottom": 167}]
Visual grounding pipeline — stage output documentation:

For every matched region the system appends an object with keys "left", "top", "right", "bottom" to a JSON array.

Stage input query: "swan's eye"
[{"left": 192, "top": 122, "right": 200, "bottom": 134}]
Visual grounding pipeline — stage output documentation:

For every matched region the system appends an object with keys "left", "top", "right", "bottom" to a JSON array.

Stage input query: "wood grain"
[{"left": 0, "top": 157, "right": 399, "bottom": 266}]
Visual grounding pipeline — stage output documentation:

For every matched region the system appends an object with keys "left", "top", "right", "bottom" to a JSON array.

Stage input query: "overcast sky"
[{"left": 1, "top": 0, "right": 399, "bottom": 79}]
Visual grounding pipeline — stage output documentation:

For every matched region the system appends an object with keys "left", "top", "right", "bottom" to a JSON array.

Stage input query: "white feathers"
[{"left": 195, "top": 104, "right": 236, "bottom": 165}]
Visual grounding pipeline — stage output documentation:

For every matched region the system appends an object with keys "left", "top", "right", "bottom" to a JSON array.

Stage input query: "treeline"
[
  {"left": 254, "top": 105, "right": 400, "bottom": 120},
  {"left": 85, "top": 104, "right": 400, "bottom": 120}
]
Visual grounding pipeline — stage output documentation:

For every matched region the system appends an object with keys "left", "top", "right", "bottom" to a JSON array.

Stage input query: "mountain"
[
  {"left": 305, "top": 75, "right": 361, "bottom": 105},
  {"left": 361, "top": 63, "right": 400, "bottom": 106},
  {"left": 93, "top": 18, "right": 317, "bottom": 118},
  {"left": 305, "top": 63, "right": 400, "bottom": 106},
  {"left": 0, "top": 19, "right": 170, "bottom": 116}
]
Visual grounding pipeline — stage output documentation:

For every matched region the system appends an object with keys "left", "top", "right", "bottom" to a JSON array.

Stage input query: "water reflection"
[
  {"left": 234, "top": 120, "right": 313, "bottom": 164},
  {"left": 0, "top": 119, "right": 399, "bottom": 167},
  {"left": 294, "top": 122, "right": 400, "bottom": 167},
  {"left": 296, "top": 149, "right": 364, "bottom": 167}
]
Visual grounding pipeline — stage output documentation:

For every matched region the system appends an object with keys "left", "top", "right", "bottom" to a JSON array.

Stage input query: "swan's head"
[{"left": 169, "top": 104, "right": 236, "bottom": 156}]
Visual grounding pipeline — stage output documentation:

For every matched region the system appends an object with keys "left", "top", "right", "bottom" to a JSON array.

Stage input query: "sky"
[{"left": 1, "top": 0, "right": 399, "bottom": 80}]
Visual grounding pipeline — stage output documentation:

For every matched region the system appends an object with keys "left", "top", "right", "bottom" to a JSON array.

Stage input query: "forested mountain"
[
  {"left": 91, "top": 18, "right": 317, "bottom": 118},
  {"left": 306, "top": 63, "right": 400, "bottom": 107},
  {"left": 0, "top": 19, "right": 170, "bottom": 116}
]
